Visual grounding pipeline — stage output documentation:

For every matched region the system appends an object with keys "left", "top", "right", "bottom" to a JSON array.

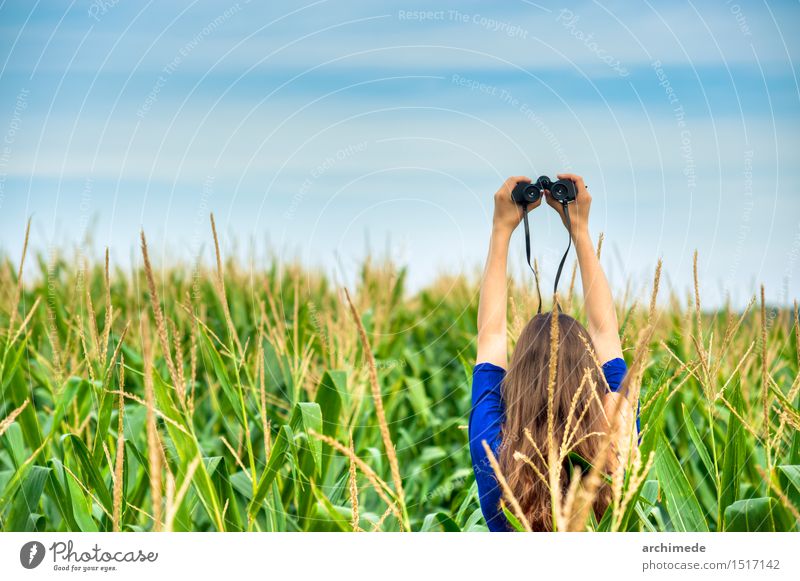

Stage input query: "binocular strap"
[
  {"left": 553, "top": 202, "right": 573, "bottom": 310},
  {"left": 521, "top": 201, "right": 573, "bottom": 314},
  {"left": 522, "top": 204, "right": 543, "bottom": 314}
]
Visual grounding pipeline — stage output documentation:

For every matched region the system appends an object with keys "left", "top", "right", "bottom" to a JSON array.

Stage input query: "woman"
[{"left": 469, "top": 174, "right": 637, "bottom": 532}]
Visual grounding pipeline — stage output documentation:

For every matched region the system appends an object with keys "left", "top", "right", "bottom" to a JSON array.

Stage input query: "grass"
[{"left": 0, "top": 217, "right": 798, "bottom": 532}]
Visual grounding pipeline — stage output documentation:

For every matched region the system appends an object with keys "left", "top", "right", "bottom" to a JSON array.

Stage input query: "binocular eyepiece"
[{"left": 511, "top": 175, "right": 577, "bottom": 206}]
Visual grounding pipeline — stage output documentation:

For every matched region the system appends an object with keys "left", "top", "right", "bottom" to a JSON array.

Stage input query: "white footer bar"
[{"left": 1, "top": 532, "right": 797, "bottom": 580}]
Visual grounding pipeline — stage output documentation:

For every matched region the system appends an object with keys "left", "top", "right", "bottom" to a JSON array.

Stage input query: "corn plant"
[{"left": 0, "top": 219, "right": 798, "bottom": 532}]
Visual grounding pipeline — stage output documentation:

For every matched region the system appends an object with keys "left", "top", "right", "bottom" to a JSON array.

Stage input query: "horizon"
[{"left": 2, "top": 213, "right": 793, "bottom": 313}]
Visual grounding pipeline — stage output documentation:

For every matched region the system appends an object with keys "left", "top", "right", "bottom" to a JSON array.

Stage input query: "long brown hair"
[{"left": 497, "top": 312, "right": 611, "bottom": 530}]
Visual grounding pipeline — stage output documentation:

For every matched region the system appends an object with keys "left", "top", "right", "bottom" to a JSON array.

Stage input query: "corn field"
[{"left": 0, "top": 218, "right": 798, "bottom": 532}]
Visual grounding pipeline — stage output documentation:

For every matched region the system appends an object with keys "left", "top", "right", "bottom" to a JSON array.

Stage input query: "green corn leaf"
[
  {"left": 309, "top": 480, "right": 351, "bottom": 532},
  {"left": 776, "top": 465, "right": 800, "bottom": 513},
  {"left": 682, "top": 404, "right": 715, "bottom": 480},
  {"left": 500, "top": 504, "right": 526, "bottom": 532},
  {"left": 7, "top": 464, "right": 49, "bottom": 531},
  {"left": 198, "top": 327, "right": 245, "bottom": 428},
  {"left": 248, "top": 424, "right": 294, "bottom": 518},
  {"left": 723, "top": 497, "right": 794, "bottom": 532},
  {"left": 777, "top": 465, "right": 800, "bottom": 495},
  {"left": 719, "top": 382, "right": 745, "bottom": 528},
  {"left": 50, "top": 378, "right": 87, "bottom": 436},
  {"left": 654, "top": 432, "right": 709, "bottom": 531},
  {"left": 314, "top": 370, "right": 347, "bottom": 439},
  {"left": 63, "top": 470, "right": 98, "bottom": 532},
  {"left": 62, "top": 434, "right": 113, "bottom": 518},
  {"left": 420, "top": 511, "right": 461, "bottom": 532},
  {"left": 290, "top": 402, "right": 323, "bottom": 472}
]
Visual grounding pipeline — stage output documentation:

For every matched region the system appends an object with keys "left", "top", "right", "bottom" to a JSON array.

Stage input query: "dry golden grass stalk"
[
  {"left": 309, "top": 429, "right": 403, "bottom": 529},
  {"left": 713, "top": 341, "right": 755, "bottom": 401},
  {"left": 165, "top": 457, "right": 200, "bottom": 532},
  {"left": 570, "top": 283, "right": 658, "bottom": 531},
  {"left": 0, "top": 399, "right": 29, "bottom": 438},
  {"left": 512, "top": 450, "right": 549, "bottom": 487},
  {"left": 561, "top": 467, "right": 585, "bottom": 531},
  {"left": 8, "top": 217, "right": 31, "bottom": 335},
  {"left": 220, "top": 436, "right": 250, "bottom": 480},
  {"left": 481, "top": 440, "right": 532, "bottom": 532},
  {"left": 560, "top": 370, "right": 599, "bottom": 458},
  {"left": 641, "top": 354, "right": 698, "bottom": 414},
  {"left": 100, "top": 248, "right": 113, "bottom": 367},
  {"left": 141, "top": 314, "right": 163, "bottom": 531},
  {"left": 62, "top": 463, "right": 112, "bottom": 520},
  {"left": 647, "top": 259, "right": 663, "bottom": 326},
  {"left": 371, "top": 505, "right": 394, "bottom": 532},
  {"left": 293, "top": 275, "right": 300, "bottom": 368},
  {"left": 545, "top": 301, "right": 563, "bottom": 529},
  {"left": 257, "top": 340, "right": 271, "bottom": 459},
  {"left": 8, "top": 295, "right": 41, "bottom": 346},
  {"left": 343, "top": 287, "right": 404, "bottom": 504},
  {"left": 768, "top": 376, "right": 800, "bottom": 427},
  {"left": 713, "top": 296, "right": 755, "bottom": 379},
  {"left": 209, "top": 213, "right": 243, "bottom": 357},
  {"left": 124, "top": 504, "right": 156, "bottom": 524},
  {"left": 546, "top": 303, "right": 560, "bottom": 461},
  {"left": 349, "top": 432, "right": 360, "bottom": 532},
  {"left": 112, "top": 355, "right": 125, "bottom": 532},
  {"left": 691, "top": 251, "right": 711, "bottom": 383},
  {"left": 101, "top": 322, "right": 129, "bottom": 388},
  {"left": 778, "top": 409, "right": 800, "bottom": 432},
  {"left": 522, "top": 427, "right": 547, "bottom": 466},
  {"left": 189, "top": 312, "right": 198, "bottom": 416},
  {"left": 107, "top": 390, "right": 190, "bottom": 439},
  {"left": 718, "top": 396, "right": 762, "bottom": 440},
  {"left": 760, "top": 286, "right": 772, "bottom": 472},
  {"left": 608, "top": 398, "right": 640, "bottom": 525},
  {"left": 140, "top": 230, "right": 181, "bottom": 391},
  {"left": 169, "top": 319, "right": 187, "bottom": 404},
  {"left": 84, "top": 264, "right": 100, "bottom": 360},
  {"left": 76, "top": 314, "right": 96, "bottom": 384},
  {"left": 595, "top": 232, "right": 605, "bottom": 259},
  {"left": 611, "top": 452, "right": 655, "bottom": 531},
  {"left": 45, "top": 301, "right": 65, "bottom": 386},
  {"left": 693, "top": 250, "right": 702, "bottom": 334},
  {"left": 102, "top": 442, "right": 114, "bottom": 480}
]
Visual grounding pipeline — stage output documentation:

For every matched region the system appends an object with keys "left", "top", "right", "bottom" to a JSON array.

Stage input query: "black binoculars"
[{"left": 511, "top": 176, "right": 577, "bottom": 206}]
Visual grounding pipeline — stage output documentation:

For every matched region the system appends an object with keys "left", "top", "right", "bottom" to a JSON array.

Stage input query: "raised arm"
[
  {"left": 546, "top": 173, "right": 623, "bottom": 365},
  {"left": 476, "top": 176, "right": 536, "bottom": 368}
]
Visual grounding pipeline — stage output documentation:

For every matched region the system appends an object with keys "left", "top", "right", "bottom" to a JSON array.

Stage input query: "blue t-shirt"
[{"left": 468, "top": 358, "right": 633, "bottom": 532}]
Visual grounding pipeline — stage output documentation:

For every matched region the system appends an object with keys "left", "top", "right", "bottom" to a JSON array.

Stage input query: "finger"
[
  {"left": 556, "top": 173, "right": 585, "bottom": 188},
  {"left": 505, "top": 175, "right": 531, "bottom": 188},
  {"left": 545, "top": 193, "right": 565, "bottom": 216},
  {"left": 502, "top": 176, "right": 532, "bottom": 202}
]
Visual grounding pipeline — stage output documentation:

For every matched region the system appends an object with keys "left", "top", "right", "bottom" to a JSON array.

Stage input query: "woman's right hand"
[
  {"left": 492, "top": 175, "right": 537, "bottom": 234},
  {"left": 546, "top": 172, "right": 591, "bottom": 238}
]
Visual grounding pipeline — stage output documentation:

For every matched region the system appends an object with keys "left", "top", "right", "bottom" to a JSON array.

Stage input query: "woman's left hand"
[
  {"left": 546, "top": 172, "right": 591, "bottom": 239},
  {"left": 492, "top": 175, "right": 538, "bottom": 234}
]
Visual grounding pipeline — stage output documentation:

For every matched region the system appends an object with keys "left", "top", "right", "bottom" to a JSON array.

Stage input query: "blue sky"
[{"left": 1, "top": 0, "right": 799, "bottom": 307}]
